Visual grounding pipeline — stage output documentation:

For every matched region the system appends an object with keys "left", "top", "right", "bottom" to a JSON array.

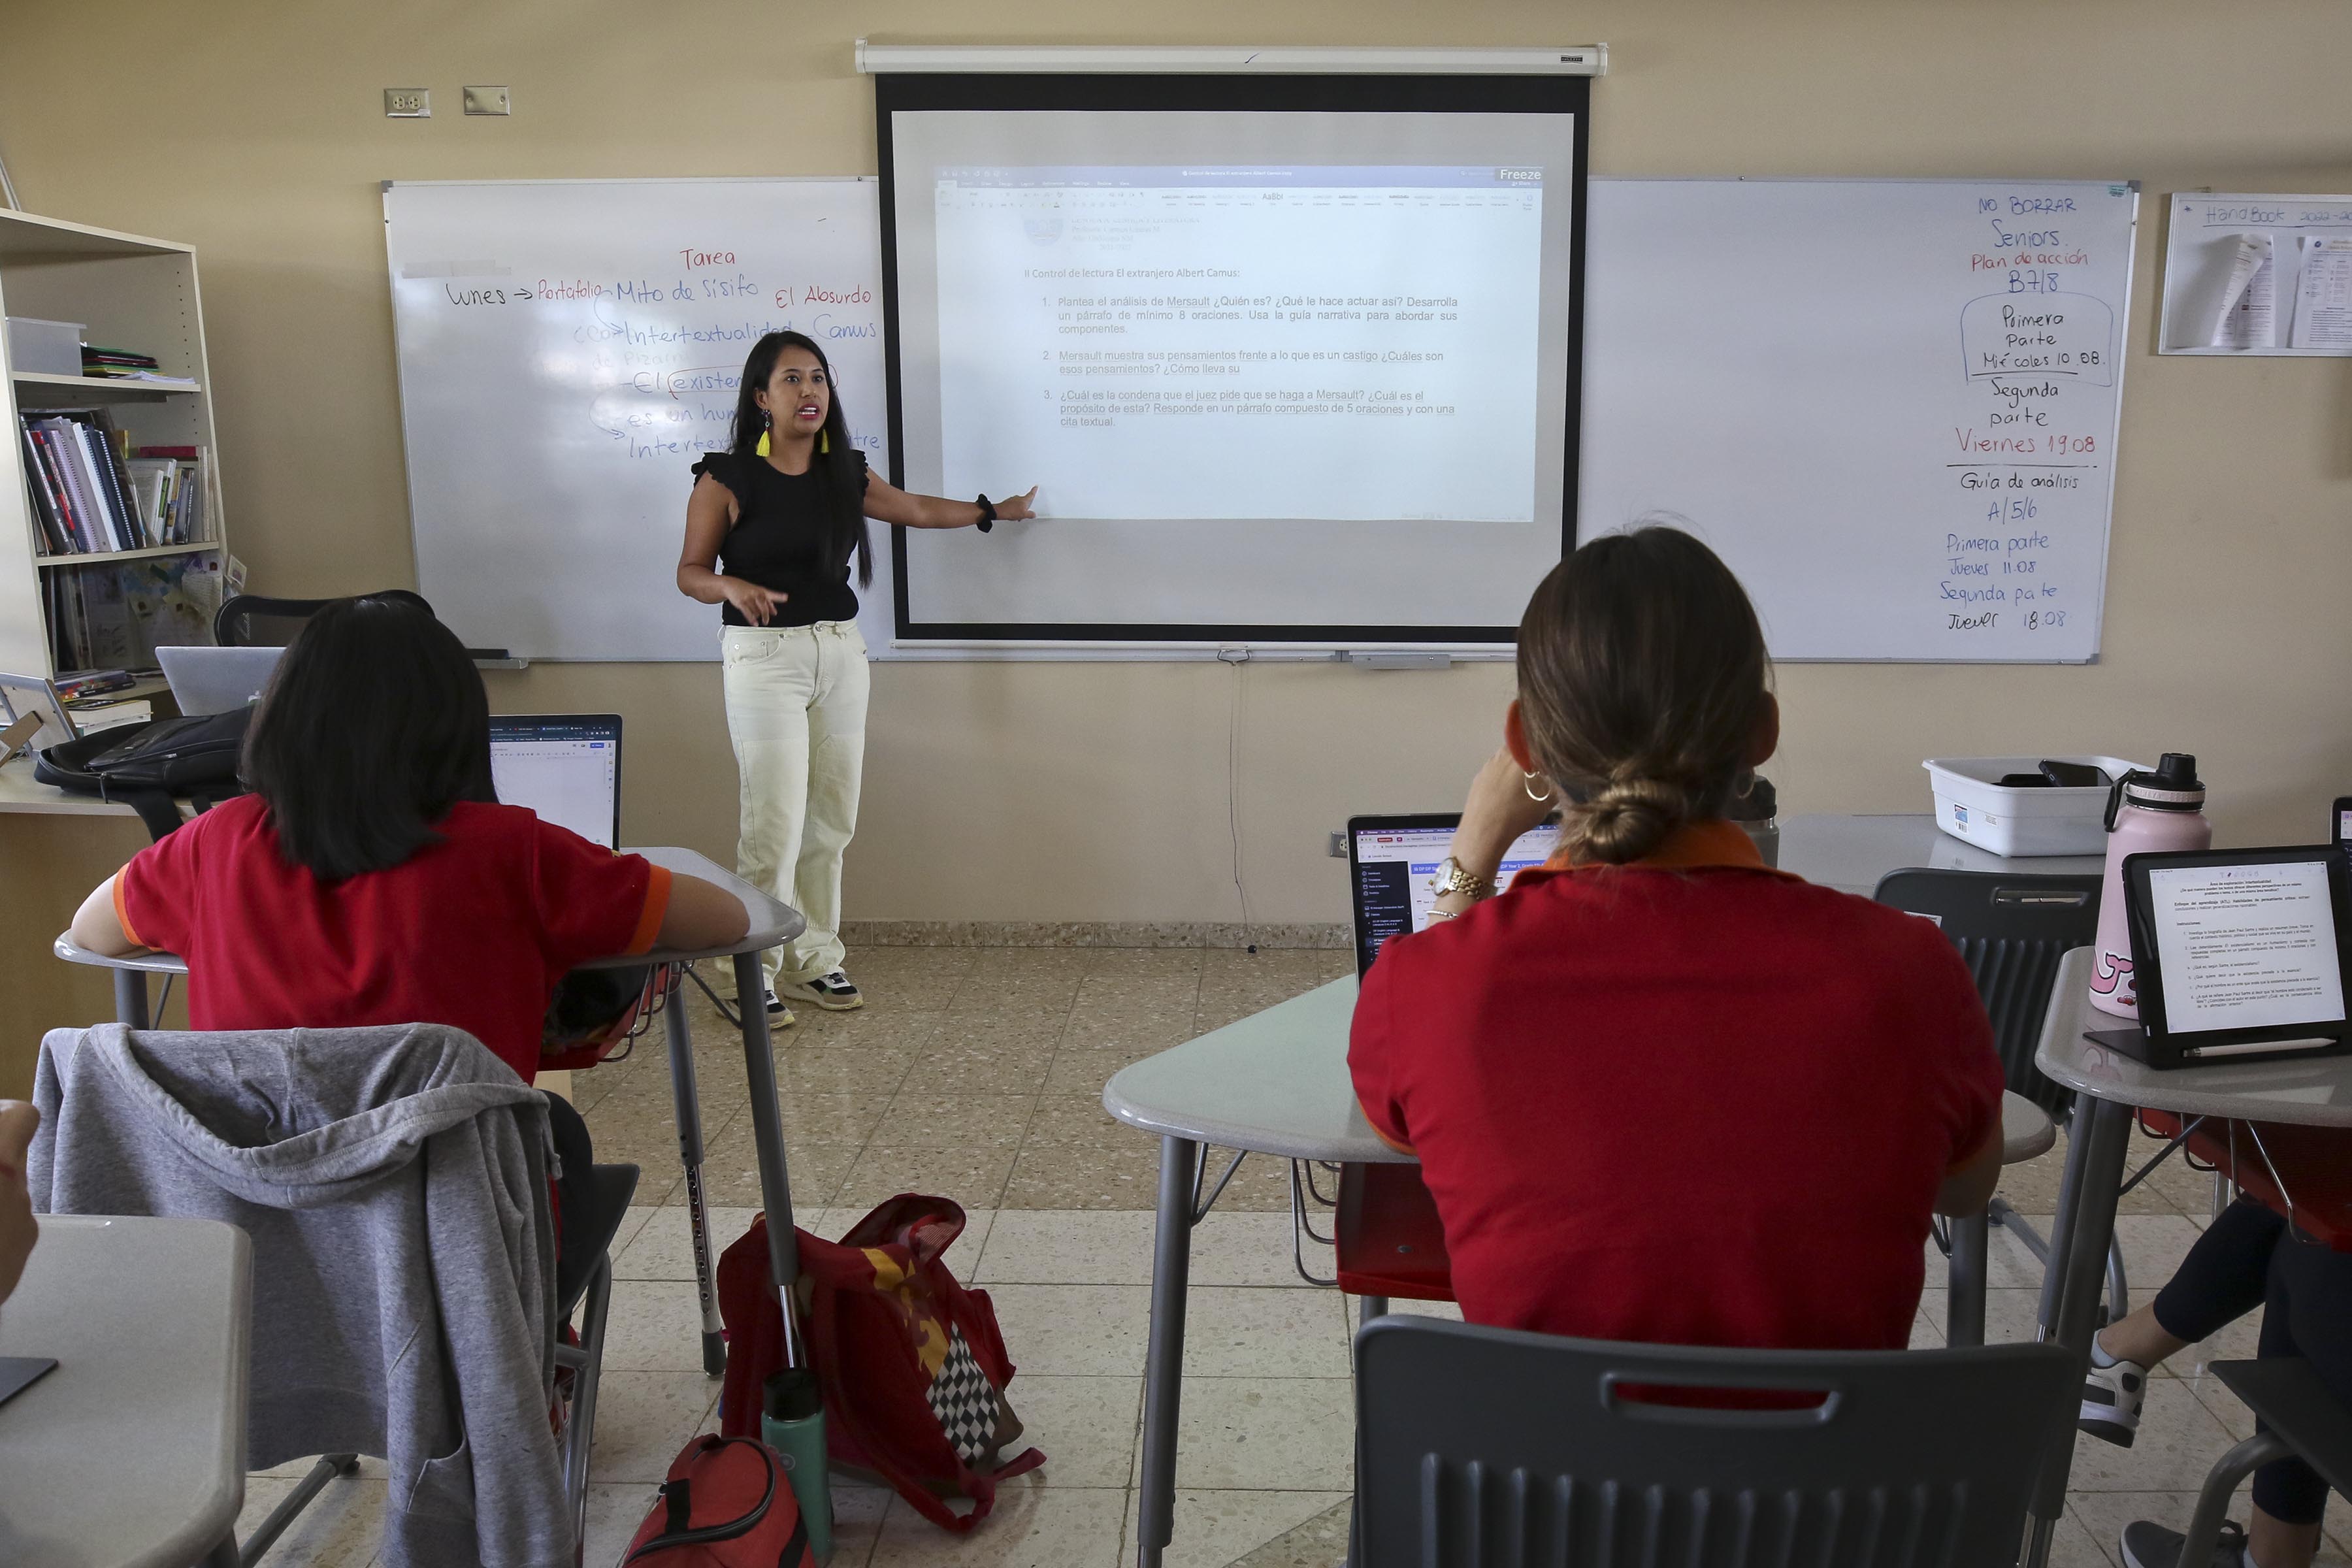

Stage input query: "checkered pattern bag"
[{"left": 717, "top": 1196, "right": 1045, "bottom": 1536}]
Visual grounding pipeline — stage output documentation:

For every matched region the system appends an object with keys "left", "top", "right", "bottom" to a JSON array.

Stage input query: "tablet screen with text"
[{"left": 2144, "top": 858, "right": 2346, "bottom": 1034}]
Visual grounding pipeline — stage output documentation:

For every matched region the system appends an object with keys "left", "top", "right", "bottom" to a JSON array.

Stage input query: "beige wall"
[{"left": 5, "top": 0, "right": 2351, "bottom": 953}]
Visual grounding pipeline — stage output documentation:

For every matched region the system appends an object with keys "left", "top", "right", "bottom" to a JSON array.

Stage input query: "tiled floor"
[{"left": 227, "top": 945, "right": 2348, "bottom": 1567}]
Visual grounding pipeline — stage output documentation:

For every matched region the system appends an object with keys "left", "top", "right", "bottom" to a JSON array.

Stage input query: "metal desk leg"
[
  {"left": 664, "top": 971, "right": 727, "bottom": 1378},
  {"left": 1946, "top": 1213, "right": 1988, "bottom": 1348},
  {"left": 113, "top": 968, "right": 148, "bottom": 1028},
  {"left": 2021, "top": 1095, "right": 2134, "bottom": 1568},
  {"left": 732, "top": 951, "right": 804, "bottom": 1369},
  {"left": 1135, "top": 1135, "right": 1201, "bottom": 1568}
]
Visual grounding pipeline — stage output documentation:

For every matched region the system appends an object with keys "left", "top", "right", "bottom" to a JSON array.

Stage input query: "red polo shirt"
[
  {"left": 115, "top": 794, "right": 670, "bottom": 1084},
  {"left": 1348, "top": 821, "right": 2001, "bottom": 1350}
]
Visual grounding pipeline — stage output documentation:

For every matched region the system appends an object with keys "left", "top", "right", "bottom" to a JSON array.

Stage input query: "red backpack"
[
  {"left": 717, "top": 1196, "right": 1046, "bottom": 1533},
  {"left": 622, "top": 1435, "right": 813, "bottom": 1567}
]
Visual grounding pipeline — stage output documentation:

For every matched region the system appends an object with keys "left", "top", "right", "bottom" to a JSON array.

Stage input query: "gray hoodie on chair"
[{"left": 29, "top": 1021, "right": 572, "bottom": 1568}]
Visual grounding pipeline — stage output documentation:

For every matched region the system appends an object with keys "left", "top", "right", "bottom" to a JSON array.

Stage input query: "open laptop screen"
[
  {"left": 1348, "top": 814, "right": 1560, "bottom": 978},
  {"left": 491, "top": 715, "right": 621, "bottom": 849}
]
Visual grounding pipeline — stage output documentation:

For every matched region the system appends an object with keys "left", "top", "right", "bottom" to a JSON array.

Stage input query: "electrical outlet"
[
  {"left": 384, "top": 88, "right": 430, "bottom": 118},
  {"left": 463, "top": 86, "right": 511, "bottom": 116},
  {"left": 1328, "top": 832, "right": 1347, "bottom": 859}
]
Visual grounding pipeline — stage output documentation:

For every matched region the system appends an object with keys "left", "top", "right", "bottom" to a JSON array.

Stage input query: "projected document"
[
  {"left": 934, "top": 167, "right": 1543, "bottom": 524},
  {"left": 885, "top": 105, "right": 1581, "bottom": 635}
]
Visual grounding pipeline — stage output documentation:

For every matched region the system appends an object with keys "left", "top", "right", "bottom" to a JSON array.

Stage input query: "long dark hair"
[
  {"left": 729, "top": 330, "right": 873, "bottom": 587},
  {"left": 1516, "top": 525, "right": 1771, "bottom": 866},
  {"left": 240, "top": 595, "right": 497, "bottom": 881}
]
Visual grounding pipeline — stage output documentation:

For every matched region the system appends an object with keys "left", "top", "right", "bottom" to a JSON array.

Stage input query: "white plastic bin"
[
  {"left": 5, "top": 317, "right": 84, "bottom": 376},
  {"left": 1921, "top": 755, "right": 2149, "bottom": 857}
]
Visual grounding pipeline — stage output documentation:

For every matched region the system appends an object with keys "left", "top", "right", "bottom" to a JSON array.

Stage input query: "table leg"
[
  {"left": 1946, "top": 1213, "right": 1988, "bottom": 1348},
  {"left": 113, "top": 968, "right": 148, "bottom": 1029},
  {"left": 2021, "top": 1095, "right": 2134, "bottom": 1568},
  {"left": 664, "top": 970, "right": 727, "bottom": 1379},
  {"left": 1135, "top": 1135, "right": 1201, "bottom": 1568},
  {"left": 732, "top": 951, "right": 804, "bottom": 1369}
]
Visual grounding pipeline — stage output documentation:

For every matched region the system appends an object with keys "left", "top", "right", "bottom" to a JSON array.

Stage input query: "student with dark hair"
[
  {"left": 1349, "top": 525, "right": 2006, "bottom": 1351},
  {"left": 676, "top": 330, "right": 1037, "bottom": 1021},
  {"left": 66, "top": 595, "right": 749, "bottom": 1250}
]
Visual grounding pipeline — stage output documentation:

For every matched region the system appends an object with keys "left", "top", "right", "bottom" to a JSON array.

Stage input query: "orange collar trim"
[{"left": 1548, "top": 817, "right": 1803, "bottom": 879}]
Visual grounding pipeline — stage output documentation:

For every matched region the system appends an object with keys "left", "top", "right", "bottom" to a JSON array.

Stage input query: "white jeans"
[{"left": 721, "top": 621, "right": 869, "bottom": 988}]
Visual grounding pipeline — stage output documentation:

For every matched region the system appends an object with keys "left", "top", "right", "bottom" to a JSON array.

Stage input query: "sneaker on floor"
[
  {"left": 2119, "top": 1518, "right": 2249, "bottom": 1568},
  {"left": 778, "top": 970, "right": 863, "bottom": 1011},
  {"left": 2079, "top": 1341, "right": 2146, "bottom": 1447},
  {"left": 758, "top": 988, "right": 796, "bottom": 1027}
]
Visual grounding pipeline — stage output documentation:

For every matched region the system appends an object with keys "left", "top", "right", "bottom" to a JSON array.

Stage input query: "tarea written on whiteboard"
[{"left": 408, "top": 254, "right": 884, "bottom": 462}]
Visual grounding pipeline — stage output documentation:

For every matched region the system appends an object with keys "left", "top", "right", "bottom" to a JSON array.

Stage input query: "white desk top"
[
  {"left": 1777, "top": 813, "right": 2108, "bottom": 895},
  {"left": 0, "top": 1215, "right": 250, "bottom": 1568},
  {"left": 2036, "top": 946, "right": 2352, "bottom": 1125},
  {"left": 52, "top": 845, "right": 804, "bottom": 972},
  {"left": 0, "top": 754, "right": 144, "bottom": 817}
]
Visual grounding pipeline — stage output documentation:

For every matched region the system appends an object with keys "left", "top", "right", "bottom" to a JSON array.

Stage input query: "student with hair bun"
[{"left": 1348, "top": 525, "right": 2006, "bottom": 1351}]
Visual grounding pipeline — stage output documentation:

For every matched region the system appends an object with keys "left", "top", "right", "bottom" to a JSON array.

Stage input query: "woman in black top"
[{"left": 677, "top": 330, "right": 1035, "bottom": 1019}]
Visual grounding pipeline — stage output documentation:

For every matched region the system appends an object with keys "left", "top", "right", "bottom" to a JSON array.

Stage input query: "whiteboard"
[
  {"left": 387, "top": 176, "right": 2134, "bottom": 663},
  {"left": 384, "top": 178, "right": 895, "bottom": 661},
  {"left": 1580, "top": 178, "right": 2136, "bottom": 662},
  {"left": 2158, "top": 192, "right": 2352, "bottom": 355}
]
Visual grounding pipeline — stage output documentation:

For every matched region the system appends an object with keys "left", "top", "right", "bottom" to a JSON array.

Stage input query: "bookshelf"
[{"left": 0, "top": 208, "right": 227, "bottom": 678}]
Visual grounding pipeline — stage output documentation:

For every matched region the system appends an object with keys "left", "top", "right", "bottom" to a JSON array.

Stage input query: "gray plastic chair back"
[
  {"left": 1872, "top": 870, "right": 2101, "bottom": 1119},
  {"left": 1354, "top": 1315, "right": 2074, "bottom": 1568}
]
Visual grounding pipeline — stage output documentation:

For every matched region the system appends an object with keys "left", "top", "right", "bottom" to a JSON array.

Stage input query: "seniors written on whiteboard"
[{"left": 676, "top": 330, "right": 1038, "bottom": 1022}]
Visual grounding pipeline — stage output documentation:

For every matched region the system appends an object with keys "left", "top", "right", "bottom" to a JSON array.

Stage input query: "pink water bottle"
[{"left": 2088, "top": 753, "right": 2209, "bottom": 1017}]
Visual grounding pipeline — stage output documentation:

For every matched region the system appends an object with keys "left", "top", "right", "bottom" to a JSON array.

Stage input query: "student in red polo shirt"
[
  {"left": 66, "top": 594, "right": 749, "bottom": 1256},
  {"left": 1349, "top": 526, "right": 2004, "bottom": 1352}
]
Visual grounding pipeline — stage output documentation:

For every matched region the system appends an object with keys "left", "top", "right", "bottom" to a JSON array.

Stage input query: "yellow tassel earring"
[
  {"left": 755, "top": 409, "right": 771, "bottom": 458},
  {"left": 819, "top": 430, "right": 830, "bottom": 455}
]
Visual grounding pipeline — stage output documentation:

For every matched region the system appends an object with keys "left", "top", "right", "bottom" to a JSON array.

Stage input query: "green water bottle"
[{"left": 762, "top": 1369, "right": 834, "bottom": 1561}]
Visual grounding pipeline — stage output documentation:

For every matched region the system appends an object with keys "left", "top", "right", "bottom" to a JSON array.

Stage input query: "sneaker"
[
  {"left": 758, "top": 988, "right": 796, "bottom": 1028},
  {"left": 779, "top": 970, "right": 863, "bottom": 1011},
  {"left": 2079, "top": 1340, "right": 2147, "bottom": 1447},
  {"left": 2119, "top": 1518, "right": 2249, "bottom": 1568}
]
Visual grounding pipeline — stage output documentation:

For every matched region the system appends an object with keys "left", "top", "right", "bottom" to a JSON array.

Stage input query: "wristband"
[{"left": 974, "top": 494, "right": 996, "bottom": 534}]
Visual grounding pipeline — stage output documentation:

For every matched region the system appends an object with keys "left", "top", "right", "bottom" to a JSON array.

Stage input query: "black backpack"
[{"left": 35, "top": 709, "right": 252, "bottom": 840}]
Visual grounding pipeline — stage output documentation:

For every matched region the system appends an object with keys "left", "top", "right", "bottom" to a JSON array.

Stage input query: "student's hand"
[
  {"left": 0, "top": 1101, "right": 41, "bottom": 1306},
  {"left": 719, "top": 578, "right": 790, "bottom": 627},
  {"left": 993, "top": 486, "right": 1039, "bottom": 523},
  {"left": 1452, "top": 747, "right": 1558, "bottom": 881}
]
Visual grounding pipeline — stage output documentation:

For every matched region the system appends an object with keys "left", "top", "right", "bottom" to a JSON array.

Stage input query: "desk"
[
  {"left": 0, "top": 1215, "right": 252, "bottom": 1568},
  {"left": 2022, "top": 947, "right": 2352, "bottom": 1568},
  {"left": 1106, "top": 811, "right": 2086, "bottom": 1568},
  {"left": 53, "top": 846, "right": 808, "bottom": 1378}
]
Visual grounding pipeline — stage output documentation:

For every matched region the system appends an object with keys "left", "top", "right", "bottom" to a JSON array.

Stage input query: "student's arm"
[
  {"left": 68, "top": 874, "right": 144, "bottom": 957},
  {"left": 1934, "top": 1120, "right": 2004, "bottom": 1217},
  {"left": 659, "top": 874, "right": 750, "bottom": 951},
  {"left": 1348, "top": 949, "right": 1418, "bottom": 1156},
  {"left": 0, "top": 1101, "right": 40, "bottom": 1305},
  {"left": 863, "top": 472, "right": 1039, "bottom": 530},
  {"left": 676, "top": 474, "right": 790, "bottom": 626}
]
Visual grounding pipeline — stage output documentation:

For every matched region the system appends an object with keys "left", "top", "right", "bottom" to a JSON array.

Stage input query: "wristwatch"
[{"left": 1427, "top": 855, "right": 1494, "bottom": 903}]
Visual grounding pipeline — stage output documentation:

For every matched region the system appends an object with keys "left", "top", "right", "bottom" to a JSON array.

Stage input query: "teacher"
[{"left": 678, "top": 329, "right": 1036, "bottom": 1022}]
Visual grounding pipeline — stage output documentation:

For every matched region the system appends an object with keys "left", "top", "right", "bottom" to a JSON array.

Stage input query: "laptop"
[
  {"left": 490, "top": 714, "right": 622, "bottom": 849},
  {"left": 1346, "top": 813, "right": 1561, "bottom": 979},
  {"left": 2088, "top": 842, "right": 2352, "bottom": 1069},
  {"left": 157, "top": 645, "right": 284, "bottom": 716}
]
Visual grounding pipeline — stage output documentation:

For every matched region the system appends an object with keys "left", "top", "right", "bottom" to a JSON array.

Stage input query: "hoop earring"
[
  {"left": 1522, "top": 770, "right": 1555, "bottom": 804},
  {"left": 1735, "top": 770, "right": 1757, "bottom": 801}
]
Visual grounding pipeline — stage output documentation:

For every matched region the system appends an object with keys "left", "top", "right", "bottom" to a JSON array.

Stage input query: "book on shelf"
[
  {"left": 43, "top": 554, "right": 227, "bottom": 673},
  {"left": 80, "top": 345, "right": 158, "bottom": 371},
  {"left": 19, "top": 410, "right": 208, "bottom": 555}
]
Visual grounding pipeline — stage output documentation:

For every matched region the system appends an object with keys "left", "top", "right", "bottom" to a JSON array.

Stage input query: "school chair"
[
  {"left": 1335, "top": 1160, "right": 1451, "bottom": 1322},
  {"left": 1872, "top": 869, "right": 2123, "bottom": 1341},
  {"left": 2174, "top": 1360, "right": 2352, "bottom": 1567},
  {"left": 1353, "top": 1313, "right": 2078, "bottom": 1568},
  {"left": 212, "top": 588, "right": 433, "bottom": 646},
  {"left": 2134, "top": 1113, "right": 2352, "bottom": 1250},
  {"left": 33, "top": 1022, "right": 629, "bottom": 1567}
]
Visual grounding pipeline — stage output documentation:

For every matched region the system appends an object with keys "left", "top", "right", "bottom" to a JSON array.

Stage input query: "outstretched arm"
[{"left": 864, "top": 474, "right": 1038, "bottom": 530}]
